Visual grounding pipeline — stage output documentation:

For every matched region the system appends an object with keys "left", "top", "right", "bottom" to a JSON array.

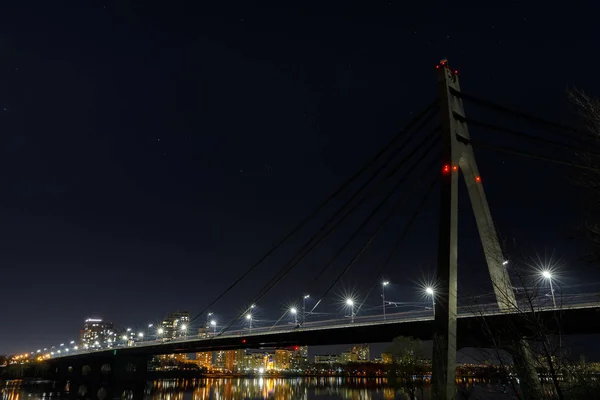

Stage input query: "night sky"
[{"left": 2, "top": 1, "right": 600, "bottom": 356}]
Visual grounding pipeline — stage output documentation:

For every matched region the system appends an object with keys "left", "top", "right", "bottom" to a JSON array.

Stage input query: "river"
[{"left": 1, "top": 377, "right": 522, "bottom": 399}]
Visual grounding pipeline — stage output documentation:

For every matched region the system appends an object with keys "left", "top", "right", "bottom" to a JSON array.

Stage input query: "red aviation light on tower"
[{"left": 442, "top": 164, "right": 450, "bottom": 174}]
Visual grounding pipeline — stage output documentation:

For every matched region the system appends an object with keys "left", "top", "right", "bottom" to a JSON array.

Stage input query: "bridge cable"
[
  {"left": 189, "top": 100, "right": 437, "bottom": 324},
  {"left": 455, "top": 114, "right": 600, "bottom": 158},
  {"left": 216, "top": 128, "right": 440, "bottom": 334},
  {"left": 450, "top": 88, "right": 593, "bottom": 141},
  {"left": 307, "top": 147, "right": 440, "bottom": 316},
  {"left": 256, "top": 127, "right": 440, "bottom": 303},
  {"left": 354, "top": 170, "right": 439, "bottom": 316},
  {"left": 464, "top": 137, "right": 600, "bottom": 174}
]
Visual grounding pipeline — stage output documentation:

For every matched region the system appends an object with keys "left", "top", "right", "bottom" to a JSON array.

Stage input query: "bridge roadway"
[{"left": 53, "top": 295, "right": 600, "bottom": 361}]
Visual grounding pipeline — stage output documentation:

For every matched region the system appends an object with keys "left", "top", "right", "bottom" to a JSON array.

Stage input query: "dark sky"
[{"left": 1, "top": 1, "right": 600, "bottom": 356}]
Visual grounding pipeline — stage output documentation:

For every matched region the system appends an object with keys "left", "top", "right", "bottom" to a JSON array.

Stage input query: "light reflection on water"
[{"left": 2, "top": 377, "right": 519, "bottom": 399}]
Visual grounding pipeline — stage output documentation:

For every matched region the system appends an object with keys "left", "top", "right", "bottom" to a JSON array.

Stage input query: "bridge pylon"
[{"left": 432, "top": 59, "right": 519, "bottom": 400}]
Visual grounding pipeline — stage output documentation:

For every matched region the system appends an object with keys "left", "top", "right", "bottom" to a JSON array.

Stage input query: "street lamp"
[
  {"left": 207, "top": 312, "right": 213, "bottom": 328},
  {"left": 138, "top": 332, "right": 144, "bottom": 343},
  {"left": 290, "top": 307, "right": 298, "bottom": 324},
  {"left": 542, "top": 270, "right": 557, "bottom": 308},
  {"left": 181, "top": 324, "right": 188, "bottom": 339},
  {"left": 210, "top": 320, "right": 217, "bottom": 335},
  {"left": 346, "top": 298, "right": 355, "bottom": 323},
  {"left": 425, "top": 287, "right": 435, "bottom": 316},
  {"left": 382, "top": 281, "right": 389, "bottom": 321},
  {"left": 246, "top": 313, "right": 253, "bottom": 332},
  {"left": 303, "top": 294, "right": 310, "bottom": 324}
]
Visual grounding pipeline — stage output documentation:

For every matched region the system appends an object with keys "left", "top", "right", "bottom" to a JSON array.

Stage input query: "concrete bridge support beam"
[{"left": 433, "top": 59, "right": 543, "bottom": 400}]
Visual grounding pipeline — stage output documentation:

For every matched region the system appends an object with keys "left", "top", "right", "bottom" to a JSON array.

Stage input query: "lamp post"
[
  {"left": 246, "top": 313, "right": 253, "bottom": 332},
  {"left": 346, "top": 299, "right": 355, "bottom": 323},
  {"left": 181, "top": 324, "right": 188, "bottom": 339},
  {"left": 290, "top": 307, "right": 298, "bottom": 324},
  {"left": 207, "top": 312, "right": 213, "bottom": 329},
  {"left": 303, "top": 295, "right": 310, "bottom": 324},
  {"left": 542, "top": 270, "right": 557, "bottom": 308},
  {"left": 426, "top": 287, "right": 435, "bottom": 316},
  {"left": 382, "top": 281, "right": 389, "bottom": 321},
  {"left": 210, "top": 320, "right": 217, "bottom": 336},
  {"left": 147, "top": 324, "right": 153, "bottom": 340}
]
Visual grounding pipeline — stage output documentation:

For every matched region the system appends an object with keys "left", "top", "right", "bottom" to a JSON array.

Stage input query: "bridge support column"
[{"left": 432, "top": 59, "right": 543, "bottom": 400}]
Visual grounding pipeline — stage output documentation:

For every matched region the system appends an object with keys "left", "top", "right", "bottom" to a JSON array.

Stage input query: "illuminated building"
[
  {"left": 275, "top": 349, "right": 291, "bottom": 370},
  {"left": 215, "top": 350, "right": 226, "bottom": 368},
  {"left": 290, "top": 346, "right": 308, "bottom": 369},
  {"left": 351, "top": 344, "right": 370, "bottom": 361},
  {"left": 341, "top": 352, "right": 358, "bottom": 364},
  {"left": 79, "top": 318, "right": 115, "bottom": 349},
  {"left": 160, "top": 311, "right": 190, "bottom": 340},
  {"left": 381, "top": 352, "right": 393, "bottom": 364},
  {"left": 196, "top": 352, "right": 212, "bottom": 369},
  {"left": 158, "top": 353, "right": 187, "bottom": 363},
  {"left": 197, "top": 327, "right": 210, "bottom": 338},
  {"left": 224, "top": 350, "right": 236, "bottom": 371},
  {"left": 244, "top": 351, "right": 266, "bottom": 371},
  {"left": 314, "top": 354, "right": 340, "bottom": 364}
]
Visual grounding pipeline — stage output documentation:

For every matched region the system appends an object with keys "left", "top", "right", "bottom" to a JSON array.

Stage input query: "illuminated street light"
[
  {"left": 346, "top": 299, "right": 355, "bottom": 323},
  {"left": 210, "top": 320, "right": 217, "bottom": 335},
  {"left": 302, "top": 294, "right": 310, "bottom": 324},
  {"left": 60, "top": 343, "right": 64, "bottom": 347},
  {"left": 382, "top": 281, "right": 390, "bottom": 322},
  {"left": 425, "top": 287, "right": 435, "bottom": 316},
  {"left": 138, "top": 332, "right": 144, "bottom": 338},
  {"left": 157, "top": 328, "right": 164, "bottom": 335},
  {"left": 127, "top": 328, "right": 131, "bottom": 332},
  {"left": 542, "top": 270, "right": 557, "bottom": 308},
  {"left": 122, "top": 335, "right": 128, "bottom": 341},
  {"left": 70, "top": 341, "right": 75, "bottom": 344},
  {"left": 73, "top": 346, "right": 78, "bottom": 350},
  {"left": 290, "top": 307, "right": 298, "bottom": 324},
  {"left": 246, "top": 313, "right": 253, "bottom": 332},
  {"left": 502, "top": 260, "right": 509, "bottom": 266},
  {"left": 36, "top": 350, "right": 41, "bottom": 353}
]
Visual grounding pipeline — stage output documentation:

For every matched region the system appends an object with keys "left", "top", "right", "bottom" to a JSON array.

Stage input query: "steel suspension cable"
[
  {"left": 450, "top": 88, "right": 591, "bottom": 139},
  {"left": 217, "top": 129, "right": 440, "bottom": 335},
  {"left": 307, "top": 147, "right": 439, "bottom": 315},
  {"left": 354, "top": 171, "right": 439, "bottom": 316},
  {"left": 189, "top": 100, "right": 437, "bottom": 324},
  {"left": 455, "top": 114, "right": 600, "bottom": 157}
]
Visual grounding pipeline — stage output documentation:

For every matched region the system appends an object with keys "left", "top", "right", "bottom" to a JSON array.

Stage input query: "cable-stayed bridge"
[{"left": 25, "top": 60, "right": 600, "bottom": 400}]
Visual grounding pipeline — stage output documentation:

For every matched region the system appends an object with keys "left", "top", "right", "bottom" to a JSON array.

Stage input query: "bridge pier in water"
[{"left": 49, "top": 354, "right": 149, "bottom": 400}]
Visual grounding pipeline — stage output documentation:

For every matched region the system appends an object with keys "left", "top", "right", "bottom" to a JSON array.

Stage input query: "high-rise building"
[
  {"left": 215, "top": 350, "right": 226, "bottom": 369},
  {"left": 79, "top": 318, "right": 115, "bottom": 349},
  {"left": 274, "top": 349, "right": 291, "bottom": 370},
  {"left": 160, "top": 311, "right": 190, "bottom": 340},
  {"left": 341, "top": 352, "right": 358, "bottom": 364},
  {"left": 196, "top": 352, "right": 212, "bottom": 369},
  {"left": 351, "top": 344, "right": 370, "bottom": 361},
  {"left": 290, "top": 346, "right": 309, "bottom": 369}
]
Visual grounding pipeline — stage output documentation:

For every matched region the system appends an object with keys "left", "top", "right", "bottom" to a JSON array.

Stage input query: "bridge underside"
[{"left": 54, "top": 306, "right": 600, "bottom": 362}]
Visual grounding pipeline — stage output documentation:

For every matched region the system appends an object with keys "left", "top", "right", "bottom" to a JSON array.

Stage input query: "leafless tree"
[{"left": 468, "top": 251, "right": 600, "bottom": 400}]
